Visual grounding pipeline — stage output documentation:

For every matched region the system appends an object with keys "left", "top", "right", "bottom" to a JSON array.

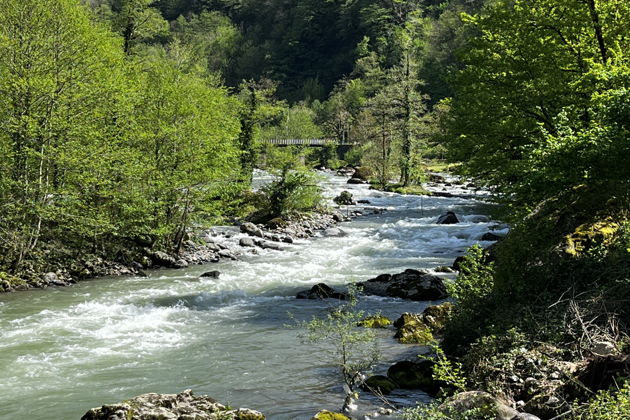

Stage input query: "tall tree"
[{"left": 448, "top": 0, "right": 630, "bottom": 210}]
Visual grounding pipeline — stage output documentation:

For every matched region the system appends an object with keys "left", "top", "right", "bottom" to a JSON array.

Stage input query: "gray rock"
[
  {"left": 218, "top": 249, "right": 236, "bottom": 259},
  {"left": 43, "top": 272, "right": 58, "bottom": 284},
  {"left": 240, "top": 222, "right": 264, "bottom": 238},
  {"left": 296, "top": 283, "right": 347, "bottom": 300},
  {"left": 150, "top": 251, "right": 177, "bottom": 268},
  {"left": 359, "top": 269, "right": 447, "bottom": 300},
  {"left": 206, "top": 243, "right": 221, "bottom": 252},
  {"left": 200, "top": 271, "right": 220, "bottom": 278},
  {"left": 436, "top": 211, "right": 459, "bottom": 224},
  {"left": 324, "top": 227, "right": 346, "bottom": 237},
  {"left": 239, "top": 237, "right": 255, "bottom": 247},
  {"left": 174, "top": 259, "right": 188, "bottom": 269},
  {"left": 282, "top": 236, "right": 294, "bottom": 244},
  {"left": 260, "top": 241, "right": 281, "bottom": 250},
  {"left": 512, "top": 414, "right": 541, "bottom": 420},
  {"left": 81, "top": 389, "right": 265, "bottom": 420}
]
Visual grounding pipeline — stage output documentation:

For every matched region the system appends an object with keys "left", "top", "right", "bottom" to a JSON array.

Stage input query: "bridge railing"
[{"left": 263, "top": 138, "right": 356, "bottom": 146}]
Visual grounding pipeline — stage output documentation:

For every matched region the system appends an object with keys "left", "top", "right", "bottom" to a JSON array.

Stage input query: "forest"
[{"left": 0, "top": 0, "right": 629, "bottom": 419}]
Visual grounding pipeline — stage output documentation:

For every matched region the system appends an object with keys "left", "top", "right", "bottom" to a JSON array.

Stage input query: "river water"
[{"left": 0, "top": 172, "right": 505, "bottom": 419}]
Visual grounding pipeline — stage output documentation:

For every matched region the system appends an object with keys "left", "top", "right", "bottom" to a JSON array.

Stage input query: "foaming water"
[{"left": 0, "top": 172, "right": 501, "bottom": 419}]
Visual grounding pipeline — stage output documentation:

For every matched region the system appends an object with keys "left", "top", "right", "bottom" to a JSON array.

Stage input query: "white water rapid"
[{"left": 0, "top": 171, "right": 506, "bottom": 419}]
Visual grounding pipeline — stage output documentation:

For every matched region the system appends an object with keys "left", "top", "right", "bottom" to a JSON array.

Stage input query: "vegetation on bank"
[{"left": 1, "top": 0, "right": 629, "bottom": 418}]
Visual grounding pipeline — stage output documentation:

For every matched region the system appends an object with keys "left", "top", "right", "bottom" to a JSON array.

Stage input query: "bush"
[
  {"left": 443, "top": 245, "right": 496, "bottom": 351},
  {"left": 572, "top": 381, "right": 630, "bottom": 420},
  {"left": 261, "top": 169, "right": 323, "bottom": 218}
]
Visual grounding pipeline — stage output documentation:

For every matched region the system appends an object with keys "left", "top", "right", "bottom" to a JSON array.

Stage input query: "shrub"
[
  {"left": 261, "top": 169, "right": 323, "bottom": 218},
  {"left": 572, "top": 381, "right": 630, "bottom": 420}
]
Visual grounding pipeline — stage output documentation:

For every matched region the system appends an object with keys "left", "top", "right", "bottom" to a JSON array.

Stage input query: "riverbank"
[{"left": 0, "top": 177, "right": 381, "bottom": 294}]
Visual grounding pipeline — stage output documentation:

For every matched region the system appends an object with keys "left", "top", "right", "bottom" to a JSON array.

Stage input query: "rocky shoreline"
[
  {"left": 81, "top": 390, "right": 265, "bottom": 420},
  {"left": 0, "top": 203, "right": 381, "bottom": 293}
]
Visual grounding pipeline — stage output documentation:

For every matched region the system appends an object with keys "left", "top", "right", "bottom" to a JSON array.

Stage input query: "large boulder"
[
  {"left": 296, "top": 283, "right": 347, "bottom": 300},
  {"left": 439, "top": 391, "right": 537, "bottom": 420},
  {"left": 421, "top": 302, "right": 454, "bottom": 333},
  {"left": 436, "top": 211, "right": 459, "bottom": 224},
  {"left": 333, "top": 191, "right": 354, "bottom": 206},
  {"left": 239, "top": 237, "right": 255, "bottom": 247},
  {"left": 359, "top": 269, "right": 448, "bottom": 301},
  {"left": 353, "top": 166, "right": 371, "bottom": 181},
  {"left": 200, "top": 271, "right": 220, "bottom": 278},
  {"left": 81, "top": 389, "right": 265, "bottom": 420},
  {"left": 387, "top": 359, "right": 443, "bottom": 395},
  {"left": 150, "top": 251, "right": 177, "bottom": 268},
  {"left": 240, "top": 222, "right": 264, "bottom": 238}
]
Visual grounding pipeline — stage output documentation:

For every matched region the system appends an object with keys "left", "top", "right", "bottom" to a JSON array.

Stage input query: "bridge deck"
[{"left": 263, "top": 138, "right": 355, "bottom": 146}]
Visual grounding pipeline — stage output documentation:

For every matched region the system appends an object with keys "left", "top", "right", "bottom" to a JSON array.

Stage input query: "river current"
[{"left": 0, "top": 171, "right": 505, "bottom": 419}]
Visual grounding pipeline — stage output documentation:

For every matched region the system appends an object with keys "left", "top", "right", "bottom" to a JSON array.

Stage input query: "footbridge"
[
  {"left": 263, "top": 138, "right": 356, "bottom": 147},
  {"left": 262, "top": 138, "right": 357, "bottom": 158}
]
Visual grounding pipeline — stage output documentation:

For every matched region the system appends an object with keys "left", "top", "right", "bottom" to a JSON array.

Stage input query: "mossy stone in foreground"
[
  {"left": 311, "top": 410, "right": 351, "bottom": 420},
  {"left": 358, "top": 315, "right": 392, "bottom": 328},
  {"left": 393, "top": 313, "right": 434, "bottom": 344}
]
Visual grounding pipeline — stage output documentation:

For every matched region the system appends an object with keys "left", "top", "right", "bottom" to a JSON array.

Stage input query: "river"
[{"left": 0, "top": 171, "right": 505, "bottom": 419}]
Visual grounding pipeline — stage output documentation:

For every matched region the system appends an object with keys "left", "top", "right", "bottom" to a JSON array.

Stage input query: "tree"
[
  {"left": 112, "top": 0, "right": 168, "bottom": 54},
  {"left": 293, "top": 287, "right": 380, "bottom": 412},
  {"left": 236, "top": 79, "right": 281, "bottom": 183},
  {"left": 131, "top": 46, "right": 241, "bottom": 251},
  {"left": 0, "top": 0, "right": 138, "bottom": 269},
  {"left": 448, "top": 0, "right": 630, "bottom": 211},
  {"left": 359, "top": 92, "right": 398, "bottom": 188}
]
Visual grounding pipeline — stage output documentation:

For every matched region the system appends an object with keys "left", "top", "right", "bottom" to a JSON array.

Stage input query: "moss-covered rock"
[
  {"left": 358, "top": 315, "right": 392, "bottom": 328},
  {"left": 439, "top": 391, "right": 523, "bottom": 420},
  {"left": 352, "top": 166, "right": 371, "bottom": 181},
  {"left": 386, "top": 184, "right": 431, "bottom": 196},
  {"left": 363, "top": 375, "right": 398, "bottom": 395},
  {"left": 564, "top": 219, "right": 620, "bottom": 257},
  {"left": 265, "top": 217, "right": 287, "bottom": 229},
  {"left": 422, "top": 302, "right": 454, "bottom": 333},
  {"left": 0, "top": 272, "right": 27, "bottom": 293},
  {"left": 387, "top": 359, "right": 443, "bottom": 394},
  {"left": 394, "top": 313, "right": 435, "bottom": 344},
  {"left": 310, "top": 410, "right": 351, "bottom": 420}
]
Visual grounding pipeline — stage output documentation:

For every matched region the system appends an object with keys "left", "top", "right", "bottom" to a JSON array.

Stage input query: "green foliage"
[
  {"left": 448, "top": 0, "right": 630, "bottom": 213},
  {"left": 0, "top": 0, "right": 243, "bottom": 279},
  {"left": 403, "top": 403, "right": 495, "bottom": 420},
  {"left": 449, "top": 245, "right": 495, "bottom": 306},
  {"left": 259, "top": 104, "right": 323, "bottom": 142},
  {"left": 260, "top": 170, "right": 322, "bottom": 219},
  {"left": 292, "top": 286, "right": 380, "bottom": 396},
  {"left": 430, "top": 346, "right": 467, "bottom": 394},
  {"left": 572, "top": 381, "right": 630, "bottom": 420},
  {"left": 443, "top": 245, "right": 496, "bottom": 350}
]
